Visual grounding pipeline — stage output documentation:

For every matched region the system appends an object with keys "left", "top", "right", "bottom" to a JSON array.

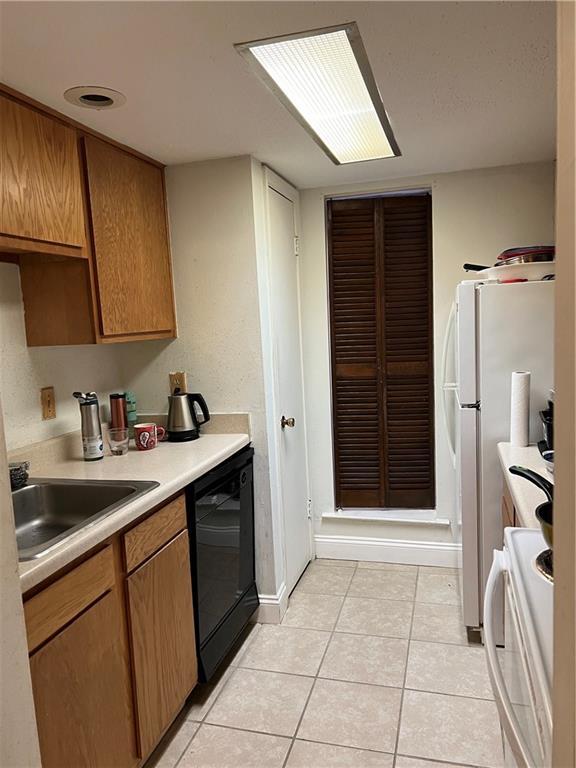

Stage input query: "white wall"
[
  {"left": 120, "top": 156, "right": 278, "bottom": 596},
  {"left": 0, "top": 263, "right": 125, "bottom": 451},
  {"left": 0, "top": 156, "right": 280, "bottom": 599},
  {"left": 300, "top": 161, "right": 555, "bottom": 545}
]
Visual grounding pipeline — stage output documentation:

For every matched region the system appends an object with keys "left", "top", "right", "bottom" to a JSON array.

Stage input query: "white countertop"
[
  {"left": 18, "top": 433, "right": 250, "bottom": 592},
  {"left": 498, "top": 442, "right": 553, "bottom": 528}
]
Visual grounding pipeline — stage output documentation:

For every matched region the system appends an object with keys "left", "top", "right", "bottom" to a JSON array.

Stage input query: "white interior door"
[{"left": 265, "top": 169, "right": 311, "bottom": 595}]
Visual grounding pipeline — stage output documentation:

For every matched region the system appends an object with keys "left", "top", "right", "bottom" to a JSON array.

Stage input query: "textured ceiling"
[{"left": 0, "top": 1, "right": 556, "bottom": 188}]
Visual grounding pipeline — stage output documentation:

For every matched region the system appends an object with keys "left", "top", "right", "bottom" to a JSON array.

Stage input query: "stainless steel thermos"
[{"left": 73, "top": 392, "right": 104, "bottom": 461}]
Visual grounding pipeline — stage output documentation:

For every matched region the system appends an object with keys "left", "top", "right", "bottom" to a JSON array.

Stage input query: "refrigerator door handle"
[
  {"left": 441, "top": 303, "right": 457, "bottom": 463},
  {"left": 484, "top": 550, "right": 534, "bottom": 768},
  {"left": 441, "top": 302, "right": 456, "bottom": 389},
  {"left": 456, "top": 282, "right": 478, "bottom": 405}
]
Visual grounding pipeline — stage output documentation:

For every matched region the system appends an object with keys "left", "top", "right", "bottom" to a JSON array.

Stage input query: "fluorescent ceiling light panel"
[{"left": 236, "top": 23, "right": 400, "bottom": 164}]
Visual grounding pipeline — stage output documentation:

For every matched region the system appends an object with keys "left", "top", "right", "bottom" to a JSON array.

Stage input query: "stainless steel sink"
[{"left": 13, "top": 478, "right": 159, "bottom": 560}]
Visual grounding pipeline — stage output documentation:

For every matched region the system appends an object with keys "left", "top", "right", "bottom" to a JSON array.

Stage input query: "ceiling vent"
[{"left": 63, "top": 86, "right": 126, "bottom": 110}]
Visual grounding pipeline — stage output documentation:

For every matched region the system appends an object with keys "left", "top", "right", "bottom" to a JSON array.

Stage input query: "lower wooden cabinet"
[
  {"left": 24, "top": 495, "right": 197, "bottom": 767},
  {"left": 29, "top": 590, "right": 137, "bottom": 768},
  {"left": 127, "top": 529, "right": 197, "bottom": 759}
]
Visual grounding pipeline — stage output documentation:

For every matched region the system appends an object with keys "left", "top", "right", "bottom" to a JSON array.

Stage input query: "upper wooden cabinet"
[
  {"left": 0, "top": 86, "right": 177, "bottom": 345},
  {"left": 0, "top": 95, "right": 85, "bottom": 251},
  {"left": 84, "top": 137, "right": 176, "bottom": 338}
]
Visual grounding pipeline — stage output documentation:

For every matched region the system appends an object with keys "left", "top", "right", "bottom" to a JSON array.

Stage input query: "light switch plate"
[
  {"left": 40, "top": 386, "right": 56, "bottom": 420},
  {"left": 169, "top": 371, "right": 188, "bottom": 393}
]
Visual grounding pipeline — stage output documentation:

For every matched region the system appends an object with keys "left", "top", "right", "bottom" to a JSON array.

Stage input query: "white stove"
[{"left": 484, "top": 528, "right": 553, "bottom": 768}]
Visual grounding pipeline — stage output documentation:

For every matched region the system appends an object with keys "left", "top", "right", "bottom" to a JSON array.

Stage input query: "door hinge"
[
  {"left": 307, "top": 498, "right": 312, "bottom": 519},
  {"left": 294, "top": 235, "right": 300, "bottom": 256}
]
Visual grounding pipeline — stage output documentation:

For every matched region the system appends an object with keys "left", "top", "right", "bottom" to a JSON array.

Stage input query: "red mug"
[{"left": 134, "top": 423, "right": 166, "bottom": 451}]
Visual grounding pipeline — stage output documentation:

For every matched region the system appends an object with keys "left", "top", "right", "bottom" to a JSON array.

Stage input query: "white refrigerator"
[{"left": 444, "top": 279, "right": 554, "bottom": 630}]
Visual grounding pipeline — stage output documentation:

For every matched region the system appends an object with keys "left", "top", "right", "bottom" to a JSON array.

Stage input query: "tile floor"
[{"left": 147, "top": 560, "right": 504, "bottom": 768}]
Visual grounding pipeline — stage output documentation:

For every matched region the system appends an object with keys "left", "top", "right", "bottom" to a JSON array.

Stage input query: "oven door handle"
[{"left": 484, "top": 549, "right": 535, "bottom": 768}]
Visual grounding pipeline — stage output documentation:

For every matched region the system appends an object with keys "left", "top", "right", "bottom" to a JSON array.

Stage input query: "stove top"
[{"left": 535, "top": 548, "right": 553, "bottom": 582}]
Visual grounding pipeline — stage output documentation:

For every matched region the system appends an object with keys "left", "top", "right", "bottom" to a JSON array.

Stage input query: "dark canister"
[{"left": 110, "top": 393, "right": 128, "bottom": 430}]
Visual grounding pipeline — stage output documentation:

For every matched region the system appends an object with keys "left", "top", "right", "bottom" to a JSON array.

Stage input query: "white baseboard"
[
  {"left": 315, "top": 534, "right": 461, "bottom": 568},
  {"left": 256, "top": 582, "right": 288, "bottom": 624},
  {"left": 322, "top": 509, "right": 450, "bottom": 526}
]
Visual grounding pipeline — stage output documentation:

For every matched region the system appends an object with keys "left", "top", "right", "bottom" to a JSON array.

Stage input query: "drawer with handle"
[
  {"left": 24, "top": 545, "right": 115, "bottom": 653},
  {"left": 123, "top": 493, "right": 186, "bottom": 572}
]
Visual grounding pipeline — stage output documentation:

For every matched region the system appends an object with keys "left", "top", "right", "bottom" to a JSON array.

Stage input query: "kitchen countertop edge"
[
  {"left": 19, "top": 433, "right": 250, "bottom": 593},
  {"left": 497, "top": 442, "right": 553, "bottom": 529}
]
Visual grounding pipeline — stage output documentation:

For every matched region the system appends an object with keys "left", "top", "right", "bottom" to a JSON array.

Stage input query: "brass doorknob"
[{"left": 281, "top": 416, "right": 295, "bottom": 429}]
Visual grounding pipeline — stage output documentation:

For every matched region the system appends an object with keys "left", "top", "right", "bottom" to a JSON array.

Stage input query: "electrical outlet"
[
  {"left": 40, "top": 386, "right": 56, "bottom": 420},
  {"left": 169, "top": 371, "right": 188, "bottom": 393}
]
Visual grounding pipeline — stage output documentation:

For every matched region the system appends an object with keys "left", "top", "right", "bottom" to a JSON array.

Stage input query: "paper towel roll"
[{"left": 510, "top": 371, "right": 531, "bottom": 446}]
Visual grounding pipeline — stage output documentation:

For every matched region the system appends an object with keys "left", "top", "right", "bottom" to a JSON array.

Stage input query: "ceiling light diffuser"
[{"left": 235, "top": 23, "right": 400, "bottom": 165}]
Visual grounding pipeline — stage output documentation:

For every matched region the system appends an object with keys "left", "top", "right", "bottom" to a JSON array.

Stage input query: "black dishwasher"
[{"left": 186, "top": 446, "right": 259, "bottom": 681}]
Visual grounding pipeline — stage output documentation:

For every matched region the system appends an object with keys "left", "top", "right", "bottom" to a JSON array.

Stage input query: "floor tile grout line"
[
  {"left": 186, "top": 624, "right": 264, "bottom": 734},
  {"left": 294, "top": 593, "right": 462, "bottom": 607},
  {"left": 295, "top": 590, "right": 416, "bottom": 602},
  {"left": 396, "top": 752, "right": 491, "bottom": 768},
  {"left": 178, "top": 721, "right": 296, "bottom": 745},
  {"left": 281, "top": 559, "right": 359, "bottom": 768},
  {"left": 171, "top": 724, "right": 201, "bottom": 768},
  {"left": 229, "top": 664, "right": 412, "bottom": 691},
  {"left": 293, "top": 735, "right": 395, "bottom": 756},
  {"left": 408, "top": 637, "right": 487, "bottom": 651},
  {"left": 402, "top": 686, "right": 495, "bottom": 703},
  {"left": 175, "top": 721, "right": 401, "bottom": 758},
  {"left": 224, "top": 663, "right": 496, "bottom": 702},
  {"left": 333, "top": 628, "right": 470, "bottom": 646},
  {"left": 172, "top": 719, "right": 493, "bottom": 768},
  {"left": 391, "top": 567, "right": 418, "bottom": 768}
]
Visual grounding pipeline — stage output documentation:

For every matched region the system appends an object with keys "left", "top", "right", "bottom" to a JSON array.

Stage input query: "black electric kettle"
[{"left": 167, "top": 389, "right": 210, "bottom": 442}]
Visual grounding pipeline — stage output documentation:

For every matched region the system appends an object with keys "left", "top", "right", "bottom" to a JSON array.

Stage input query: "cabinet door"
[
  {"left": 29, "top": 591, "right": 137, "bottom": 768},
  {"left": 127, "top": 530, "right": 197, "bottom": 758},
  {"left": 0, "top": 96, "right": 85, "bottom": 247},
  {"left": 83, "top": 136, "right": 176, "bottom": 337}
]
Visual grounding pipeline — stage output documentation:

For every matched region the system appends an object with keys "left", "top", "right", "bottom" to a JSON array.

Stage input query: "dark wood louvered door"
[{"left": 328, "top": 194, "right": 435, "bottom": 509}]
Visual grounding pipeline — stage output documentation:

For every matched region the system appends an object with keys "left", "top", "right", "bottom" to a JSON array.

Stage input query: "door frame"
[
  {"left": 552, "top": 2, "right": 576, "bottom": 765},
  {"left": 257, "top": 165, "right": 313, "bottom": 611}
]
